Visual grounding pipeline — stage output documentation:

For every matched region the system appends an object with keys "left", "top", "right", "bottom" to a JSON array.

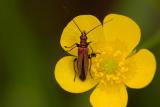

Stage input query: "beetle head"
[{"left": 80, "top": 31, "right": 87, "bottom": 40}]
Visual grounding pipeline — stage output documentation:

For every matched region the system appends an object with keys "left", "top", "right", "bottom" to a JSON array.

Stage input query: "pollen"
[
  {"left": 91, "top": 47, "right": 128, "bottom": 85},
  {"left": 100, "top": 58, "right": 118, "bottom": 74}
]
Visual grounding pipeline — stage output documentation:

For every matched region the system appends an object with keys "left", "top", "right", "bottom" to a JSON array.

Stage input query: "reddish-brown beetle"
[
  {"left": 64, "top": 19, "right": 112, "bottom": 81},
  {"left": 64, "top": 20, "right": 100, "bottom": 81}
]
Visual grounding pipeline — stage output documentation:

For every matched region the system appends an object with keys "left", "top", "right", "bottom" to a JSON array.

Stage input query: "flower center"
[
  {"left": 101, "top": 58, "right": 118, "bottom": 74},
  {"left": 91, "top": 48, "right": 129, "bottom": 85}
]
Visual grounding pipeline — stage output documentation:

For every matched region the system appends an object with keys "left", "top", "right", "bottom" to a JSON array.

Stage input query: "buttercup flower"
[{"left": 55, "top": 14, "right": 156, "bottom": 107}]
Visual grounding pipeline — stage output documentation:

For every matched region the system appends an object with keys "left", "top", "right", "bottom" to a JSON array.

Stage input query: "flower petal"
[
  {"left": 55, "top": 56, "right": 99, "bottom": 93},
  {"left": 60, "top": 15, "right": 103, "bottom": 56},
  {"left": 124, "top": 49, "right": 156, "bottom": 89},
  {"left": 103, "top": 14, "right": 141, "bottom": 57},
  {"left": 90, "top": 82, "right": 128, "bottom": 107}
]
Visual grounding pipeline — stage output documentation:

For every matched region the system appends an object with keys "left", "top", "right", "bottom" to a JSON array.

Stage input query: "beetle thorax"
[{"left": 80, "top": 32, "right": 88, "bottom": 47}]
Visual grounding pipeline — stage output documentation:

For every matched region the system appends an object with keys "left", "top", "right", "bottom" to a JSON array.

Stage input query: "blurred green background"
[{"left": 0, "top": 0, "right": 160, "bottom": 107}]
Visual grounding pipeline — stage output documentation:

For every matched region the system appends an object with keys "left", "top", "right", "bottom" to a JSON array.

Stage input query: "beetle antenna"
[
  {"left": 72, "top": 20, "right": 83, "bottom": 34},
  {"left": 86, "top": 18, "right": 113, "bottom": 35},
  {"left": 86, "top": 24, "right": 101, "bottom": 35}
]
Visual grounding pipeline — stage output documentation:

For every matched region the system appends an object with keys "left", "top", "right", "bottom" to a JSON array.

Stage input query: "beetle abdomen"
[
  {"left": 79, "top": 72, "right": 86, "bottom": 81},
  {"left": 79, "top": 58, "right": 86, "bottom": 81}
]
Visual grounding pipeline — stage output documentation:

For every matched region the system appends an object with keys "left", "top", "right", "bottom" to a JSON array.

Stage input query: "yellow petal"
[
  {"left": 60, "top": 15, "right": 104, "bottom": 56},
  {"left": 55, "top": 56, "right": 98, "bottom": 93},
  {"left": 103, "top": 14, "right": 141, "bottom": 57},
  {"left": 124, "top": 49, "right": 156, "bottom": 89},
  {"left": 90, "top": 82, "right": 128, "bottom": 107}
]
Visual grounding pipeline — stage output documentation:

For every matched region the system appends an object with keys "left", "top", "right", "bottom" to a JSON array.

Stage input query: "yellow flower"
[{"left": 55, "top": 14, "right": 156, "bottom": 107}]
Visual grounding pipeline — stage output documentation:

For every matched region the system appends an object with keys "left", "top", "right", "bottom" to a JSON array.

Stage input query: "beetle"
[{"left": 64, "top": 19, "right": 112, "bottom": 81}]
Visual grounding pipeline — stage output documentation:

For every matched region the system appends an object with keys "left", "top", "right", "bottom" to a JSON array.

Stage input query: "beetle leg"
[
  {"left": 88, "top": 44, "right": 94, "bottom": 54},
  {"left": 73, "top": 58, "right": 78, "bottom": 82},
  {"left": 67, "top": 45, "right": 77, "bottom": 52},
  {"left": 64, "top": 43, "right": 79, "bottom": 52},
  {"left": 88, "top": 53, "right": 99, "bottom": 58},
  {"left": 88, "top": 57, "right": 93, "bottom": 79},
  {"left": 88, "top": 52, "right": 100, "bottom": 79},
  {"left": 88, "top": 44, "right": 101, "bottom": 56},
  {"left": 64, "top": 43, "right": 79, "bottom": 48},
  {"left": 87, "top": 41, "right": 92, "bottom": 44}
]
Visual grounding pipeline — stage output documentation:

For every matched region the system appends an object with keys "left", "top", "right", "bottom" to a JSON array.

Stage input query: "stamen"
[
  {"left": 101, "top": 58, "right": 118, "bottom": 74},
  {"left": 91, "top": 47, "right": 129, "bottom": 85}
]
